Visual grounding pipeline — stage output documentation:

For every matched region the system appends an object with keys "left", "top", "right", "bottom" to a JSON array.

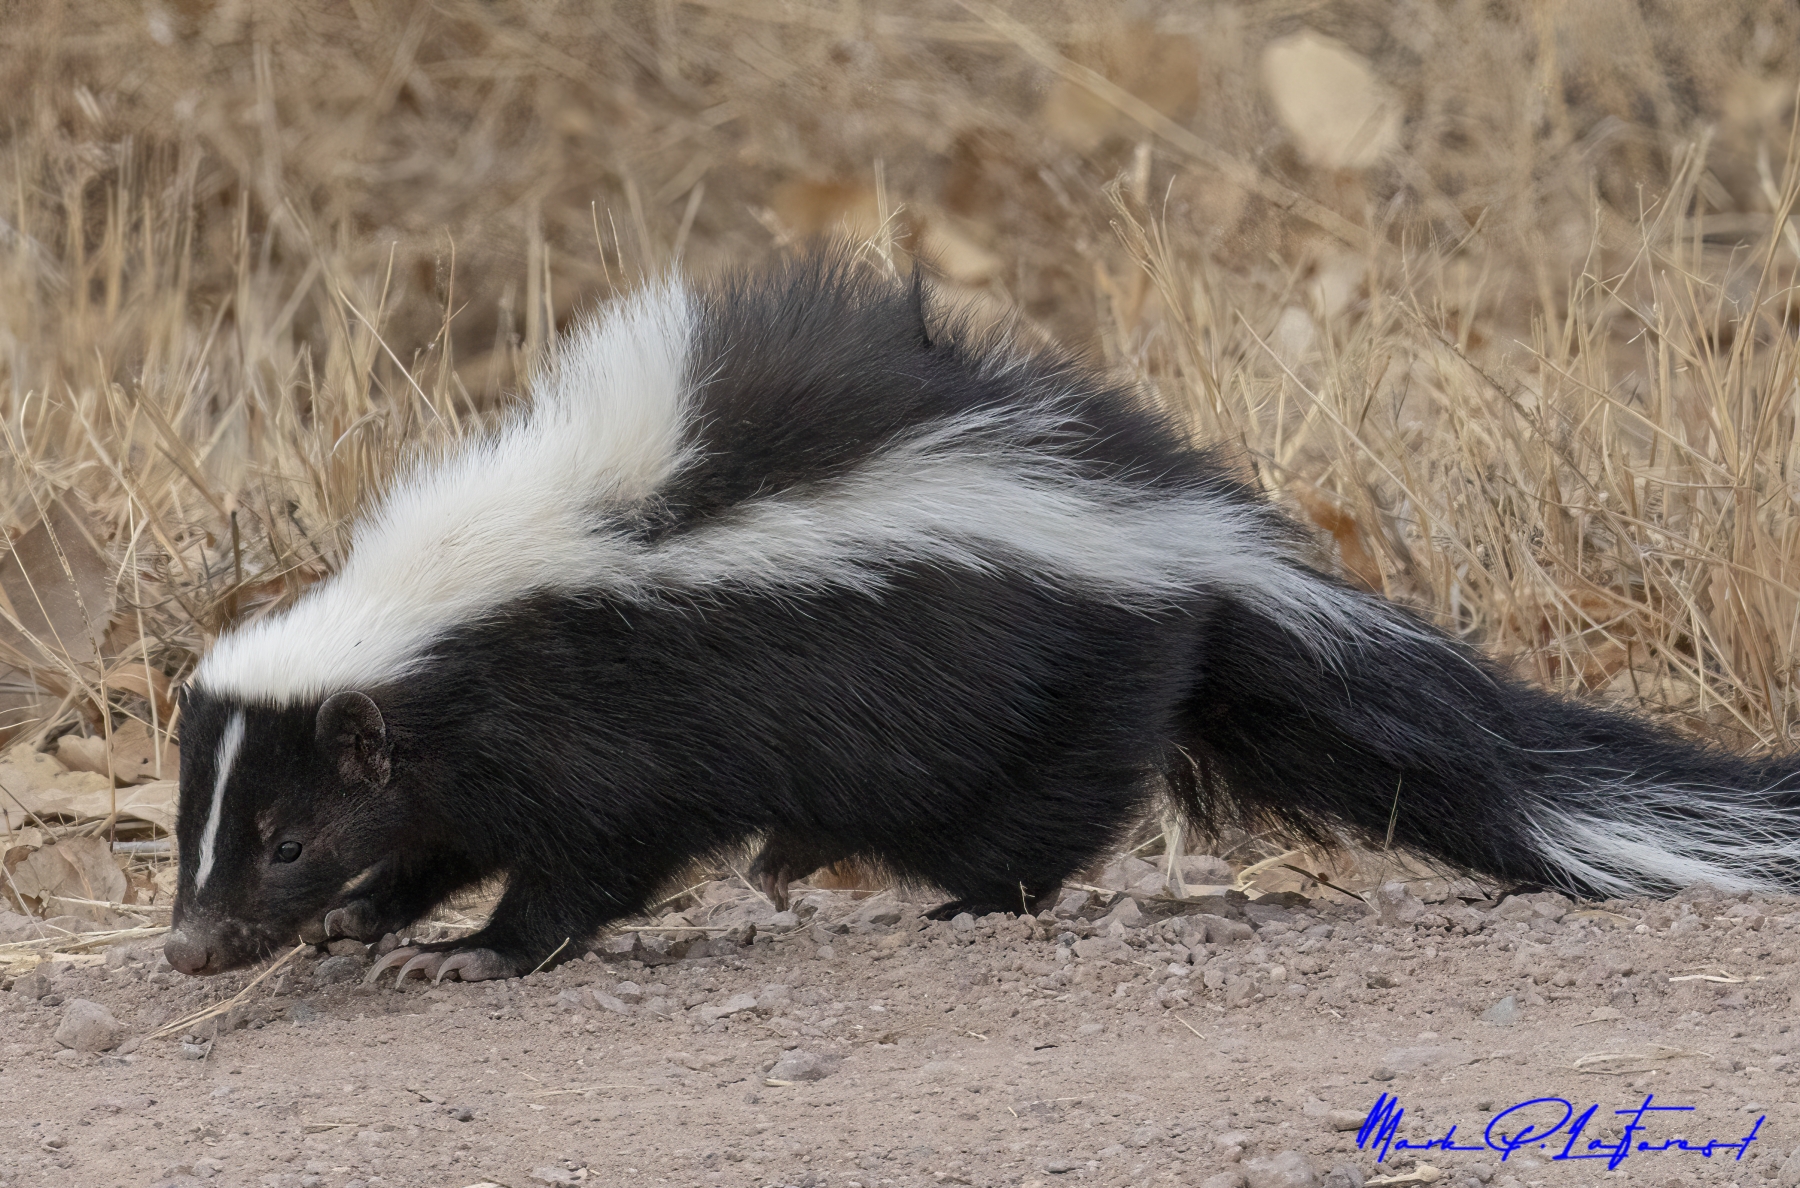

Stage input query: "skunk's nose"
[{"left": 163, "top": 928, "right": 210, "bottom": 976}]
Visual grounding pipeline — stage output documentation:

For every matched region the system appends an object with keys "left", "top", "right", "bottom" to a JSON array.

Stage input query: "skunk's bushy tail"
[{"left": 1177, "top": 572, "right": 1800, "bottom": 897}]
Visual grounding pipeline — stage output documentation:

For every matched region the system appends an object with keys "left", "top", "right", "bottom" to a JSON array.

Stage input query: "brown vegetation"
[{"left": 2, "top": 0, "right": 1798, "bottom": 793}]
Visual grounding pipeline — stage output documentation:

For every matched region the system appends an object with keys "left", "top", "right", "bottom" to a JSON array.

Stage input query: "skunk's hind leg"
[{"left": 749, "top": 831, "right": 849, "bottom": 911}]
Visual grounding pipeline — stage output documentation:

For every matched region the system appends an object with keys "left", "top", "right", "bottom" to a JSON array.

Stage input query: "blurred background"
[{"left": 1, "top": 2, "right": 1798, "bottom": 876}]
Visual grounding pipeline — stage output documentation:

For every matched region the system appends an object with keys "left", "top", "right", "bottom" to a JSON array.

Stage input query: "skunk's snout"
[{"left": 163, "top": 927, "right": 213, "bottom": 975}]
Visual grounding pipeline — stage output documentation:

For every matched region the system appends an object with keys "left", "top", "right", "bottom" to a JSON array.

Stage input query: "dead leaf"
[
  {"left": 1042, "top": 23, "right": 1200, "bottom": 150},
  {"left": 0, "top": 494, "right": 115, "bottom": 670},
  {"left": 55, "top": 734, "right": 109, "bottom": 777},
  {"left": 0, "top": 742, "right": 175, "bottom": 832},
  {"left": 1261, "top": 31, "right": 1400, "bottom": 170},
  {"left": 1292, "top": 483, "right": 1384, "bottom": 593},
  {"left": 3, "top": 836, "right": 128, "bottom": 921},
  {"left": 101, "top": 667, "right": 178, "bottom": 726},
  {"left": 104, "top": 720, "right": 179, "bottom": 784},
  {"left": 0, "top": 495, "right": 117, "bottom": 745}
]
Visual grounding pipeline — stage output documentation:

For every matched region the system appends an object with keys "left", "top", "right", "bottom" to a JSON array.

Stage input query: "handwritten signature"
[{"left": 1357, "top": 1093, "right": 1764, "bottom": 1171}]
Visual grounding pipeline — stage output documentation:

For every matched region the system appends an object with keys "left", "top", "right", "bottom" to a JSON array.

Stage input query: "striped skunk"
[{"left": 164, "top": 253, "right": 1800, "bottom": 983}]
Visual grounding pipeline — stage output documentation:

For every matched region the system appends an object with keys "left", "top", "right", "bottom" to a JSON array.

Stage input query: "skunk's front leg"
[{"left": 366, "top": 866, "right": 626, "bottom": 984}]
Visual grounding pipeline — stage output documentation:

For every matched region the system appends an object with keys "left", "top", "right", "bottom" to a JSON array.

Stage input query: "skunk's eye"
[{"left": 274, "top": 841, "right": 302, "bottom": 863}]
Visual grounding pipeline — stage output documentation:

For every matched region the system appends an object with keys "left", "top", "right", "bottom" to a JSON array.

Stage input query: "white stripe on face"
[{"left": 193, "top": 710, "right": 246, "bottom": 892}]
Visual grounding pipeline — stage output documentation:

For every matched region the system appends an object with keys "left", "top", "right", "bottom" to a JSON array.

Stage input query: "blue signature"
[{"left": 1357, "top": 1093, "right": 1764, "bottom": 1171}]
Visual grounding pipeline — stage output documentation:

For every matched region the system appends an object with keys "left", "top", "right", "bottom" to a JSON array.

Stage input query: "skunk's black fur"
[{"left": 165, "top": 254, "right": 1800, "bottom": 982}]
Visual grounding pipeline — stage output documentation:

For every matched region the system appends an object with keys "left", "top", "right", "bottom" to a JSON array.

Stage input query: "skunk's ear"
[{"left": 316, "top": 691, "right": 391, "bottom": 787}]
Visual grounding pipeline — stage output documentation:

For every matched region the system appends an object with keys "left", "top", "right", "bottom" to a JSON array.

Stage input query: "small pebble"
[
  {"left": 53, "top": 999, "right": 125, "bottom": 1052},
  {"left": 313, "top": 955, "right": 364, "bottom": 985},
  {"left": 1243, "top": 1149, "right": 1320, "bottom": 1188},
  {"left": 767, "top": 1048, "right": 839, "bottom": 1082}
]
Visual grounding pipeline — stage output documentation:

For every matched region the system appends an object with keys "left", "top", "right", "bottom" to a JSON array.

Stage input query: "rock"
[
  {"left": 1196, "top": 913, "right": 1254, "bottom": 944},
  {"left": 766, "top": 910, "right": 800, "bottom": 933},
  {"left": 1380, "top": 1043, "right": 1469, "bottom": 1073},
  {"left": 598, "top": 933, "right": 639, "bottom": 956},
  {"left": 766, "top": 1048, "right": 839, "bottom": 1082},
  {"left": 612, "top": 980, "right": 644, "bottom": 1004},
  {"left": 950, "top": 912, "right": 976, "bottom": 932},
  {"left": 0, "top": 910, "right": 41, "bottom": 944},
  {"left": 445, "top": 1105, "right": 474, "bottom": 1122},
  {"left": 698, "top": 993, "right": 759, "bottom": 1024},
  {"left": 1098, "top": 898, "right": 1143, "bottom": 931},
  {"left": 325, "top": 939, "right": 368, "bottom": 958},
  {"left": 1244, "top": 1149, "right": 1320, "bottom": 1188},
  {"left": 530, "top": 1168, "right": 583, "bottom": 1185},
  {"left": 1099, "top": 856, "right": 1159, "bottom": 892},
  {"left": 1777, "top": 1146, "right": 1800, "bottom": 1188},
  {"left": 854, "top": 902, "right": 902, "bottom": 928},
  {"left": 1045, "top": 1158, "right": 1077, "bottom": 1173},
  {"left": 1326, "top": 1110, "right": 1365, "bottom": 1132},
  {"left": 1370, "top": 1067, "right": 1397, "bottom": 1081},
  {"left": 1480, "top": 995, "right": 1521, "bottom": 1026},
  {"left": 313, "top": 955, "right": 363, "bottom": 985},
  {"left": 1202, "top": 1175, "right": 1249, "bottom": 1188},
  {"left": 1375, "top": 882, "right": 1425, "bottom": 926},
  {"left": 11, "top": 968, "right": 52, "bottom": 1000},
  {"left": 586, "top": 990, "right": 632, "bottom": 1015},
  {"left": 1072, "top": 936, "right": 1127, "bottom": 962},
  {"left": 1052, "top": 887, "right": 1092, "bottom": 918},
  {"left": 1322, "top": 1163, "right": 1365, "bottom": 1188},
  {"left": 54, "top": 999, "right": 125, "bottom": 1051},
  {"left": 1125, "top": 1124, "right": 1167, "bottom": 1148}
]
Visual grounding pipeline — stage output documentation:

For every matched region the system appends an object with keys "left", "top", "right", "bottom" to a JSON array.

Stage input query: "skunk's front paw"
[
  {"left": 322, "top": 898, "right": 389, "bottom": 942},
  {"left": 364, "top": 944, "right": 519, "bottom": 985}
]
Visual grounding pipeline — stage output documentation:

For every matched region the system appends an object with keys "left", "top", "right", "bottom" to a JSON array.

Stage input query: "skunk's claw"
[
  {"left": 433, "top": 948, "right": 516, "bottom": 984},
  {"left": 364, "top": 945, "right": 422, "bottom": 985},
  {"left": 397, "top": 951, "right": 451, "bottom": 982}
]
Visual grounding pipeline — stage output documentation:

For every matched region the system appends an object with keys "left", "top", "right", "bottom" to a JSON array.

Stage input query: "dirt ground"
[{"left": 3, "top": 873, "right": 1798, "bottom": 1188}]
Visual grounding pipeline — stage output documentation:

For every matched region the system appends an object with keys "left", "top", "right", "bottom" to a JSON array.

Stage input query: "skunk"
[{"left": 164, "top": 254, "right": 1800, "bottom": 983}]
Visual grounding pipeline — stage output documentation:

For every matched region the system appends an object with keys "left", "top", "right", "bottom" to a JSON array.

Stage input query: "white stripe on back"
[
  {"left": 193, "top": 710, "right": 246, "bottom": 892},
  {"left": 194, "top": 284, "right": 1415, "bottom": 706},
  {"left": 195, "top": 280, "right": 698, "bottom": 702}
]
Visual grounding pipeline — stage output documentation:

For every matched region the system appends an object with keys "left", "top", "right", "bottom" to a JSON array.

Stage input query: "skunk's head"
[{"left": 165, "top": 687, "right": 398, "bottom": 975}]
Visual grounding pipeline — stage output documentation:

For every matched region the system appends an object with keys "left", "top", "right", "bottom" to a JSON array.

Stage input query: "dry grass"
[{"left": 2, "top": 0, "right": 1798, "bottom": 778}]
